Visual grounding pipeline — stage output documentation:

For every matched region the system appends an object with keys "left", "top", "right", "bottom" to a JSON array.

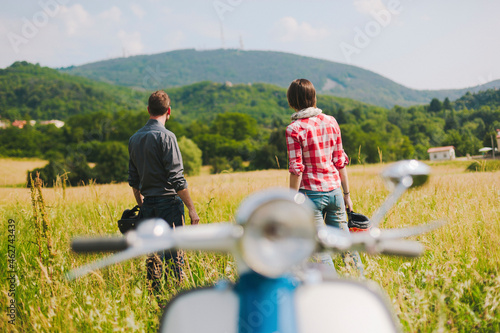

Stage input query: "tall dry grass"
[{"left": 0, "top": 162, "right": 498, "bottom": 332}]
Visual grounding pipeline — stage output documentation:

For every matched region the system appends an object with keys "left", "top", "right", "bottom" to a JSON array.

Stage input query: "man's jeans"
[
  {"left": 300, "top": 188, "right": 364, "bottom": 276},
  {"left": 142, "top": 196, "right": 185, "bottom": 281}
]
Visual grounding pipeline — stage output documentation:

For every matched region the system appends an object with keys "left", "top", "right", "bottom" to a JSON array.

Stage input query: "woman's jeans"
[
  {"left": 300, "top": 188, "right": 364, "bottom": 276},
  {"left": 141, "top": 196, "right": 185, "bottom": 281}
]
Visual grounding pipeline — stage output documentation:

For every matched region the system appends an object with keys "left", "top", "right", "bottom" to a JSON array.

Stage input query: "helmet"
[
  {"left": 348, "top": 212, "right": 371, "bottom": 233},
  {"left": 118, "top": 205, "right": 143, "bottom": 234}
]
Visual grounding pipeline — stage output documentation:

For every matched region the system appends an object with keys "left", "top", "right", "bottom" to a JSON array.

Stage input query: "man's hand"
[
  {"left": 132, "top": 187, "right": 143, "bottom": 207},
  {"left": 177, "top": 188, "right": 200, "bottom": 225},
  {"left": 188, "top": 209, "right": 200, "bottom": 225}
]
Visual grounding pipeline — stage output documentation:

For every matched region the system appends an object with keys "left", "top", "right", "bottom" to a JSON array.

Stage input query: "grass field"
[
  {"left": 0, "top": 160, "right": 499, "bottom": 332},
  {"left": 0, "top": 158, "right": 47, "bottom": 187}
]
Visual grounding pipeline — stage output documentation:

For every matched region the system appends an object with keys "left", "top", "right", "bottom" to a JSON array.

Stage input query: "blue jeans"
[
  {"left": 300, "top": 188, "right": 364, "bottom": 276},
  {"left": 142, "top": 196, "right": 185, "bottom": 281}
]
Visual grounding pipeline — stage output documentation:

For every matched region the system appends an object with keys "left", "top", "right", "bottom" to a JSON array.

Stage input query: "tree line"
[{"left": 1, "top": 64, "right": 499, "bottom": 187}]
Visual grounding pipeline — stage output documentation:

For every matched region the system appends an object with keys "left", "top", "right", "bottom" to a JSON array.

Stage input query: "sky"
[{"left": 1, "top": 0, "right": 499, "bottom": 90}]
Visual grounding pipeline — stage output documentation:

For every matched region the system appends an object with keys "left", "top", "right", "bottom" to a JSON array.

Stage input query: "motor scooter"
[{"left": 68, "top": 159, "right": 442, "bottom": 333}]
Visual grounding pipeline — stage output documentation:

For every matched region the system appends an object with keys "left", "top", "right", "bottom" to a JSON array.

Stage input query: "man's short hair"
[
  {"left": 148, "top": 90, "right": 171, "bottom": 116},
  {"left": 287, "top": 79, "right": 317, "bottom": 111}
]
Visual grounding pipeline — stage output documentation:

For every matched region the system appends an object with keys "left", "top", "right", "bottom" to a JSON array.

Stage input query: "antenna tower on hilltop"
[{"left": 239, "top": 34, "right": 244, "bottom": 50}]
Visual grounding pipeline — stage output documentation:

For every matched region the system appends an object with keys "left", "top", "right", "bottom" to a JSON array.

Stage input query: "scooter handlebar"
[{"left": 71, "top": 237, "right": 129, "bottom": 253}]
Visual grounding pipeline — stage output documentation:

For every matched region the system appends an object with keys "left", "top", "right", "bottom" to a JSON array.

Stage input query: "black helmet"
[
  {"left": 118, "top": 205, "right": 143, "bottom": 234},
  {"left": 348, "top": 212, "right": 372, "bottom": 232}
]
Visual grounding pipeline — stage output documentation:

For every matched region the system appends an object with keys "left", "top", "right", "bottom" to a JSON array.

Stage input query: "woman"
[{"left": 285, "top": 78, "right": 363, "bottom": 275}]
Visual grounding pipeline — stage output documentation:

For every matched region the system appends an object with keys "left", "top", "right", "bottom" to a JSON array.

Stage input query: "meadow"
[{"left": 0, "top": 159, "right": 499, "bottom": 332}]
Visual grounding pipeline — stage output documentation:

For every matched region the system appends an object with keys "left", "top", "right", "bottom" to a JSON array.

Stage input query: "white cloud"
[
  {"left": 130, "top": 4, "right": 146, "bottom": 19},
  {"left": 273, "top": 17, "right": 329, "bottom": 43},
  {"left": 59, "top": 4, "right": 92, "bottom": 35},
  {"left": 99, "top": 6, "right": 122, "bottom": 23},
  {"left": 354, "top": 0, "right": 388, "bottom": 15},
  {"left": 118, "top": 30, "right": 144, "bottom": 56}
]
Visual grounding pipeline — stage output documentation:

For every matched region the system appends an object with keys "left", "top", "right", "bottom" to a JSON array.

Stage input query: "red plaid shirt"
[{"left": 286, "top": 113, "right": 349, "bottom": 191}]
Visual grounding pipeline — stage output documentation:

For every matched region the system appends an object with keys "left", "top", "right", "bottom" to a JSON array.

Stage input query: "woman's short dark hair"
[
  {"left": 287, "top": 79, "right": 317, "bottom": 111},
  {"left": 148, "top": 90, "right": 171, "bottom": 116}
]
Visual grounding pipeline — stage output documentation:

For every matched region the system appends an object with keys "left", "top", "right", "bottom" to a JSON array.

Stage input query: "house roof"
[{"left": 427, "top": 146, "right": 455, "bottom": 153}]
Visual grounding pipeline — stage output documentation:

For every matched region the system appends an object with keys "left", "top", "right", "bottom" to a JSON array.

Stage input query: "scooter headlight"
[{"left": 236, "top": 189, "right": 316, "bottom": 278}]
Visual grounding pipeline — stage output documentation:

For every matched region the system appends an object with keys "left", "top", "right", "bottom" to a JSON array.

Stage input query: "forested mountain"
[
  {"left": 59, "top": 48, "right": 500, "bottom": 108},
  {"left": 0, "top": 62, "right": 372, "bottom": 125},
  {"left": 0, "top": 61, "right": 146, "bottom": 121}
]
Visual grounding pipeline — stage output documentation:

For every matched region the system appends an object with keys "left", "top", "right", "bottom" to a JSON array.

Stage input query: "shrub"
[
  {"left": 178, "top": 136, "right": 202, "bottom": 176},
  {"left": 466, "top": 160, "right": 500, "bottom": 172}
]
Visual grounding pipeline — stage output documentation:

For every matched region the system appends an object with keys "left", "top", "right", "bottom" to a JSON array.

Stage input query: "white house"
[
  {"left": 427, "top": 146, "right": 456, "bottom": 161},
  {"left": 40, "top": 120, "right": 65, "bottom": 128}
]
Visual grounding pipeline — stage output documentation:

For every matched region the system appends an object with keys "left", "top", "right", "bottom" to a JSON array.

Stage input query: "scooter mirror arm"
[{"left": 369, "top": 181, "right": 410, "bottom": 229}]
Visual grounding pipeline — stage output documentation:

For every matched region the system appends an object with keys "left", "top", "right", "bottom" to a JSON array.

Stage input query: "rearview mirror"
[{"left": 381, "top": 160, "right": 430, "bottom": 190}]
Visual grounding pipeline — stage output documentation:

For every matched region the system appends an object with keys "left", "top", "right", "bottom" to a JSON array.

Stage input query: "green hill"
[
  {"left": 0, "top": 61, "right": 375, "bottom": 125},
  {"left": 0, "top": 61, "right": 147, "bottom": 121},
  {"left": 165, "top": 81, "right": 374, "bottom": 126},
  {"left": 59, "top": 49, "right": 500, "bottom": 108}
]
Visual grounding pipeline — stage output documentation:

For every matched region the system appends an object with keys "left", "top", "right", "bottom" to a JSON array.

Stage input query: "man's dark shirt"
[{"left": 128, "top": 119, "right": 187, "bottom": 197}]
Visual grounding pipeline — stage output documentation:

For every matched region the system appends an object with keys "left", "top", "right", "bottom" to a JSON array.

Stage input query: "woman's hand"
[{"left": 343, "top": 193, "right": 353, "bottom": 212}]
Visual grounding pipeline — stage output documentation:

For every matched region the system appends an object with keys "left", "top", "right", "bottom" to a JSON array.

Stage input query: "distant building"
[
  {"left": 40, "top": 120, "right": 65, "bottom": 128},
  {"left": 12, "top": 120, "right": 27, "bottom": 129},
  {"left": 427, "top": 146, "right": 456, "bottom": 161},
  {"left": 3, "top": 119, "right": 65, "bottom": 129}
]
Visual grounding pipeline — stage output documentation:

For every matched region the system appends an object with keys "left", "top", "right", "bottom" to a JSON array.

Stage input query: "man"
[{"left": 128, "top": 90, "right": 200, "bottom": 290}]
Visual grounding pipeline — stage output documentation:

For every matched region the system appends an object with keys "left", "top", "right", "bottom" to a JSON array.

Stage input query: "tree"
[
  {"left": 250, "top": 128, "right": 287, "bottom": 170},
  {"left": 93, "top": 141, "right": 129, "bottom": 183},
  {"left": 444, "top": 109, "right": 459, "bottom": 131},
  {"left": 336, "top": 108, "right": 347, "bottom": 124},
  {"left": 209, "top": 156, "right": 230, "bottom": 174},
  {"left": 443, "top": 97, "right": 452, "bottom": 110},
  {"left": 178, "top": 136, "right": 202, "bottom": 176},
  {"left": 27, "top": 160, "right": 66, "bottom": 187},
  {"left": 429, "top": 98, "right": 442, "bottom": 112},
  {"left": 210, "top": 112, "right": 258, "bottom": 141},
  {"left": 28, "top": 153, "right": 94, "bottom": 187},
  {"left": 250, "top": 144, "right": 282, "bottom": 170}
]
